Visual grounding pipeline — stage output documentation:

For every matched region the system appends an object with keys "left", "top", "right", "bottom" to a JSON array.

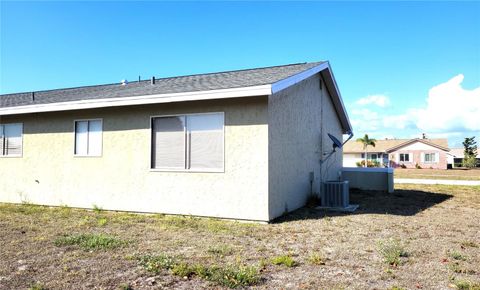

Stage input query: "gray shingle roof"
[{"left": 0, "top": 62, "right": 323, "bottom": 108}]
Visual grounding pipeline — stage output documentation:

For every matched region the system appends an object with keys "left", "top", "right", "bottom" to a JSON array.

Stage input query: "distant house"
[
  {"left": 343, "top": 138, "right": 450, "bottom": 169},
  {"left": 0, "top": 61, "right": 352, "bottom": 222},
  {"left": 447, "top": 148, "right": 480, "bottom": 168}
]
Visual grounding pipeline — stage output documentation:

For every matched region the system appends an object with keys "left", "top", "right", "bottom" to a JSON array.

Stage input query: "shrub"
[
  {"left": 271, "top": 255, "right": 297, "bottom": 267},
  {"left": 415, "top": 163, "right": 422, "bottom": 169},
  {"left": 54, "top": 234, "right": 125, "bottom": 250},
  {"left": 453, "top": 279, "right": 480, "bottom": 290},
  {"left": 357, "top": 160, "right": 381, "bottom": 167},
  {"left": 400, "top": 164, "right": 407, "bottom": 169},
  {"left": 378, "top": 239, "right": 408, "bottom": 266}
]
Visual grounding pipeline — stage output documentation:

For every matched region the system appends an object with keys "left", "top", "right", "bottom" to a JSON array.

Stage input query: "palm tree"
[{"left": 356, "top": 134, "right": 377, "bottom": 167}]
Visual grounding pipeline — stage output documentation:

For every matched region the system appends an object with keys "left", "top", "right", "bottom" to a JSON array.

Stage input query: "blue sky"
[{"left": 1, "top": 1, "right": 479, "bottom": 147}]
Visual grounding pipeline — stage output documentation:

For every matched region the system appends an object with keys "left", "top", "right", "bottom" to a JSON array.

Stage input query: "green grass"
[
  {"left": 453, "top": 279, "right": 480, "bottom": 290},
  {"left": 207, "top": 244, "right": 234, "bottom": 257},
  {"left": 54, "top": 234, "right": 126, "bottom": 250},
  {"left": 271, "top": 255, "right": 297, "bottom": 267},
  {"left": 29, "top": 282, "right": 47, "bottom": 290},
  {"left": 450, "top": 250, "right": 467, "bottom": 261},
  {"left": 137, "top": 254, "right": 260, "bottom": 288},
  {"left": 378, "top": 239, "right": 408, "bottom": 266}
]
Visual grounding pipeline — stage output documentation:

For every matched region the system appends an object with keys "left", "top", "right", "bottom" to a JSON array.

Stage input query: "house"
[
  {"left": 0, "top": 61, "right": 352, "bottom": 222},
  {"left": 343, "top": 138, "right": 450, "bottom": 169},
  {"left": 447, "top": 148, "right": 480, "bottom": 168}
]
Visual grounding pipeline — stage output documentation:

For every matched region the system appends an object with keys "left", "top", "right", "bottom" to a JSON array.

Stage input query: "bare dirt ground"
[
  {"left": 1, "top": 184, "right": 479, "bottom": 290},
  {"left": 395, "top": 168, "right": 480, "bottom": 181}
]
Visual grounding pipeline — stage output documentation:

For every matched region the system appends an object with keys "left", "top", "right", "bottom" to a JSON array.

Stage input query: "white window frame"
[
  {"left": 399, "top": 153, "right": 410, "bottom": 163},
  {"left": 149, "top": 112, "right": 225, "bottom": 173},
  {"left": 73, "top": 119, "right": 103, "bottom": 157},
  {"left": 0, "top": 122, "right": 23, "bottom": 158},
  {"left": 424, "top": 152, "right": 437, "bottom": 164}
]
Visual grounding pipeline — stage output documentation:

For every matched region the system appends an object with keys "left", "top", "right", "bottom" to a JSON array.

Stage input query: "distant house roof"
[
  {"left": 449, "top": 148, "right": 480, "bottom": 158},
  {"left": 343, "top": 138, "right": 449, "bottom": 153},
  {"left": 0, "top": 61, "right": 352, "bottom": 133}
]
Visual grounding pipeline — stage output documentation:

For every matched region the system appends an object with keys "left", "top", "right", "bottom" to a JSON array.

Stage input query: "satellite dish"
[{"left": 328, "top": 133, "right": 343, "bottom": 149}]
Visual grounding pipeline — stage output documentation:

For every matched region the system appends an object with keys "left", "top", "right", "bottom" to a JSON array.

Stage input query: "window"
[
  {"left": 0, "top": 123, "right": 23, "bottom": 157},
  {"left": 74, "top": 120, "right": 102, "bottom": 156},
  {"left": 400, "top": 153, "right": 410, "bottom": 162},
  {"left": 424, "top": 153, "right": 436, "bottom": 163},
  {"left": 151, "top": 113, "right": 224, "bottom": 171},
  {"left": 370, "top": 154, "right": 377, "bottom": 160}
]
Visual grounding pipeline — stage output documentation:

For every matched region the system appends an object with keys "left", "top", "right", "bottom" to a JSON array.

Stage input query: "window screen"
[
  {"left": 151, "top": 113, "right": 224, "bottom": 171},
  {"left": 1, "top": 123, "right": 23, "bottom": 156},
  {"left": 75, "top": 120, "right": 102, "bottom": 156}
]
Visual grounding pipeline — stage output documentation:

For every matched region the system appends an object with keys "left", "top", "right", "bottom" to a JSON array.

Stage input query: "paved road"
[{"left": 395, "top": 178, "right": 480, "bottom": 186}]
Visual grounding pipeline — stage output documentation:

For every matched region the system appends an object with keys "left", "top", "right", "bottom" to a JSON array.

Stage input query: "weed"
[
  {"left": 461, "top": 241, "right": 479, "bottom": 248},
  {"left": 138, "top": 254, "right": 176, "bottom": 274},
  {"left": 207, "top": 244, "right": 233, "bottom": 257},
  {"left": 271, "top": 255, "right": 297, "bottom": 267},
  {"left": 450, "top": 250, "right": 467, "bottom": 261},
  {"left": 308, "top": 252, "right": 326, "bottom": 265},
  {"left": 378, "top": 239, "right": 408, "bottom": 266},
  {"left": 449, "top": 262, "right": 476, "bottom": 274},
  {"left": 97, "top": 218, "right": 108, "bottom": 226},
  {"left": 200, "top": 264, "right": 260, "bottom": 288},
  {"left": 389, "top": 287, "right": 406, "bottom": 290},
  {"left": 92, "top": 204, "right": 103, "bottom": 213},
  {"left": 29, "top": 282, "right": 47, "bottom": 290},
  {"left": 137, "top": 254, "right": 259, "bottom": 288},
  {"left": 54, "top": 234, "right": 126, "bottom": 250},
  {"left": 118, "top": 283, "right": 133, "bottom": 290},
  {"left": 453, "top": 279, "right": 480, "bottom": 290}
]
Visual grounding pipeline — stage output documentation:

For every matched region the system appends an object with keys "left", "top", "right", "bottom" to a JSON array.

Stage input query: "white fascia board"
[
  {"left": 325, "top": 63, "right": 352, "bottom": 133},
  {"left": 0, "top": 85, "right": 272, "bottom": 116},
  {"left": 271, "top": 62, "right": 329, "bottom": 94}
]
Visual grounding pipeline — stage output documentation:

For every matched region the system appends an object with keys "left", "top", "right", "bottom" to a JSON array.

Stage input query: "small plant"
[
  {"left": 389, "top": 286, "right": 406, "bottom": 290},
  {"left": 207, "top": 244, "right": 233, "bottom": 257},
  {"left": 29, "top": 283, "right": 47, "bottom": 290},
  {"left": 400, "top": 164, "right": 407, "bottom": 169},
  {"left": 137, "top": 254, "right": 259, "bottom": 288},
  {"left": 92, "top": 204, "right": 103, "bottom": 213},
  {"left": 308, "top": 252, "right": 325, "bottom": 265},
  {"left": 415, "top": 163, "right": 422, "bottom": 169},
  {"left": 118, "top": 283, "right": 133, "bottom": 290},
  {"left": 450, "top": 250, "right": 467, "bottom": 261},
  {"left": 271, "top": 255, "right": 297, "bottom": 267},
  {"left": 461, "top": 241, "right": 479, "bottom": 248},
  {"left": 97, "top": 217, "right": 108, "bottom": 226},
  {"left": 378, "top": 239, "right": 408, "bottom": 266},
  {"left": 54, "top": 234, "right": 126, "bottom": 250},
  {"left": 453, "top": 279, "right": 480, "bottom": 290},
  {"left": 138, "top": 254, "right": 176, "bottom": 274}
]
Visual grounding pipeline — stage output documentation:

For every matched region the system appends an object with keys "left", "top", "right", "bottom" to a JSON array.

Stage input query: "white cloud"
[
  {"left": 415, "top": 74, "right": 480, "bottom": 132},
  {"left": 356, "top": 94, "right": 390, "bottom": 107},
  {"left": 349, "top": 74, "right": 480, "bottom": 144}
]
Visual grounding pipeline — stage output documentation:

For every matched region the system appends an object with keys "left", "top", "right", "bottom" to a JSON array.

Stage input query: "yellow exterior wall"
[{"left": 0, "top": 97, "right": 269, "bottom": 221}]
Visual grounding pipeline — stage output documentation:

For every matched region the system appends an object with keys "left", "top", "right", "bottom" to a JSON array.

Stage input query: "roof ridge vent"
[{"left": 121, "top": 79, "right": 128, "bottom": 86}]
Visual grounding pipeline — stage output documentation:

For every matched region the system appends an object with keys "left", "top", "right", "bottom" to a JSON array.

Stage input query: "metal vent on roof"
[{"left": 121, "top": 79, "right": 128, "bottom": 86}]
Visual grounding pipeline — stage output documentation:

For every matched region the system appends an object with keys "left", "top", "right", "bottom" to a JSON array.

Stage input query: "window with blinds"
[
  {"left": 0, "top": 123, "right": 23, "bottom": 157},
  {"left": 74, "top": 119, "right": 102, "bottom": 156},
  {"left": 151, "top": 113, "right": 224, "bottom": 171}
]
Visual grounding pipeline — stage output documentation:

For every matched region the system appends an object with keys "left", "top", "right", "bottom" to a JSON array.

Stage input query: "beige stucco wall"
[
  {"left": 0, "top": 97, "right": 270, "bottom": 221},
  {"left": 268, "top": 74, "right": 344, "bottom": 220}
]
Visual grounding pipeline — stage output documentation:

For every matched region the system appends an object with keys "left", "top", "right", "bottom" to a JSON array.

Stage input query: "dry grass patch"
[{"left": 0, "top": 183, "right": 479, "bottom": 289}]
